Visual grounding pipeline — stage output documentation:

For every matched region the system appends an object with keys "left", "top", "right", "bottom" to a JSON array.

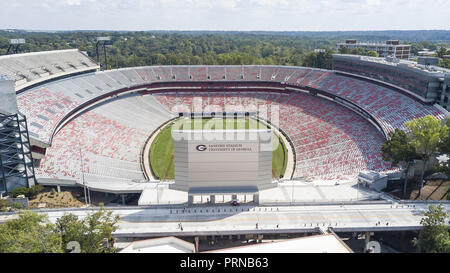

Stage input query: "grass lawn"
[{"left": 149, "top": 117, "right": 288, "bottom": 180}]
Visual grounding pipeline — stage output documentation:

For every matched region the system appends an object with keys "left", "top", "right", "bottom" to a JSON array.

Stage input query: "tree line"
[{"left": 1, "top": 31, "right": 448, "bottom": 70}]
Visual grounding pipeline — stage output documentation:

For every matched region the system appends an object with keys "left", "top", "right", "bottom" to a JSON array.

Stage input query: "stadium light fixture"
[
  {"left": 97, "top": 36, "right": 111, "bottom": 42},
  {"left": 6, "top": 38, "right": 26, "bottom": 55},
  {"left": 96, "top": 37, "right": 111, "bottom": 70},
  {"left": 9, "top": 38, "right": 26, "bottom": 45}
]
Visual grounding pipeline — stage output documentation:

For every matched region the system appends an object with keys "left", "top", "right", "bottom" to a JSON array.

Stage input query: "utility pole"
[
  {"left": 76, "top": 129, "right": 90, "bottom": 206},
  {"left": 78, "top": 141, "right": 88, "bottom": 206}
]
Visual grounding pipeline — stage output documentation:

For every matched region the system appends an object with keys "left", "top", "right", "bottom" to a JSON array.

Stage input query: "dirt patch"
[
  {"left": 409, "top": 180, "right": 450, "bottom": 200},
  {"left": 29, "top": 190, "right": 85, "bottom": 209}
]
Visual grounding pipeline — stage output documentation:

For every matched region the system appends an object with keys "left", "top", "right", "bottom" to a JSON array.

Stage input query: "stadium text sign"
[{"left": 193, "top": 143, "right": 257, "bottom": 153}]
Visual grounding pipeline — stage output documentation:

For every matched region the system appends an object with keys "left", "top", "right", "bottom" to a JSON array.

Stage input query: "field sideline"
[{"left": 149, "top": 117, "right": 288, "bottom": 180}]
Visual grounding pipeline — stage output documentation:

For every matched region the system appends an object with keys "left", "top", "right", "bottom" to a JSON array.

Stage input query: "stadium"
[{"left": 1, "top": 49, "right": 449, "bottom": 205}]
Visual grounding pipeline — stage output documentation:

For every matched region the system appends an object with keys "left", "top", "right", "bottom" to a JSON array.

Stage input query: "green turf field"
[{"left": 149, "top": 117, "right": 288, "bottom": 180}]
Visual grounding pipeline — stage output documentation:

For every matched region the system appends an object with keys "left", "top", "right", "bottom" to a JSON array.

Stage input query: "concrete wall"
[
  {"left": 405, "top": 158, "right": 439, "bottom": 180},
  {"left": 0, "top": 77, "right": 18, "bottom": 114},
  {"left": 6, "top": 197, "right": 29, "bottom": 208}
]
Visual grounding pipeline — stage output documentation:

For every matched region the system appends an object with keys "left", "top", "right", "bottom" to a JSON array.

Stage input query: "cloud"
[{"left": 0, "top": 0, "right": 448, "bottom": 31}]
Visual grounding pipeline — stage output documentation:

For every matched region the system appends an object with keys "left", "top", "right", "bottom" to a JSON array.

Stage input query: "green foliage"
[
  {"left": 382, "top": 117, "right": 449, "bottom": 197},
  {"left": 301, "top": 49, "right": 334, "bottom": 69},
  {"left": 435, "top": 161, "right": 450, "bottom": 178},
  {"left": 404, "top": 116, "right": 449, "bottom": 196},
  {"left": 1, "top": 30, "right": 447, "bottom": 69},
  {"left": 338, "top": 47, "right": 351, "bottom": 54},
  {"left": 338, "top": 46, "right": 380, "bottom": 57},
  {"left": 11, "top": 187, "right": 29, "bottom": 198},
  {"left": 0, "top": 199, "right": 11, "bottom": 212},
  {"left": 436, "top": 118, "right": 450, "bottom": 177},
  {"left": 366, "top": 51, "right": 379, "bottom": 57},
  {"left": 414, "top": 204, "right": 450, "bottom": 253},
  {"left": 338, "top": 47, "right": 381, "bottom": 58},
  {"left": 405, "top": 115, "right": 449, "bottom": 160},
  {"left": 0, "top": 208, "right": 120, "bottom": 253},
  {"left": 10, "top": 202, "right": 24, "bottom": 210},
  {"left": 11, "top": 185, "right": 44, "bottom": 199},
  {"left": 382, "top": 129, "right": 418, "bottom": 167},
  {"left": 439, "top": 118, "right": 450, "bottom": 155},
  {"left": 438, "top": 58, "right": 450, "bottom": 69},
  {"left": 436, "top": 47, "right": 449, "bottom": 58},
  {"left": 55, "top": 207, "right": 120, "bottom": 253},
  {"left": 0, "top": 199, "right": 23, "bottom": 212},
  {"left": 0, "top": 211, "right": 63, "bottom": 253},
  {"left": 28, "top": 185, "right": 44, "bottom": 198},
  {"left": 350, "top": 47, "right": 367, "bottom": 56},
  {"left": 0, "top": 31, "right": 338, "bottom": 68}
]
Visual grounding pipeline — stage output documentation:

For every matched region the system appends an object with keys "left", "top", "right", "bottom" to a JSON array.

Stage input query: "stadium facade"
[
  {"left": 333, "top": 54, "right": 450, "bottom": 110},
  {"left": 337, "top": 40, "right": 411, "bottom": 59},
  {"left": 0, "top": 49, "right": 449, "bottom": 199}
]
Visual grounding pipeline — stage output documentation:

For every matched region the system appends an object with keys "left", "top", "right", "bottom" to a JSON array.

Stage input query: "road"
[{"left": 2, "top": 201, "right": 448, "bottom": 237}]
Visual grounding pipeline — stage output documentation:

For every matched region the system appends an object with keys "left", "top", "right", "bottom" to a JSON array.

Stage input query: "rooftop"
[
  {"left": 207, "top": 233, "right": 353, "bottom": 253},
  {"left": 334, "top": 54, "right": 450, "bottom": 75},
  {"left": 338, "top": 41, "right": 409, "bottom": 47}
]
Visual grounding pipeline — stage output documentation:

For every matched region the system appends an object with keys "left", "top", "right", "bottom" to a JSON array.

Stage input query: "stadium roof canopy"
[{"left": 0, "top": 49, "right": 99, "bottom": 91}]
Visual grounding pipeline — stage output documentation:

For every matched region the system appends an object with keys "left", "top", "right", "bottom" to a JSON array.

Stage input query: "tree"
[
  {"left": 366, "top": 51, "right": 379, "bottom": 57},
  {"left": 302, "top": 51, "right": 318, "bottom": 68},
  {"left": 338, "top": 47, "right": 351, "bottom": 54},
  {"left": 435, "top": 161, "right": 450, "bottom": 182},
  {"left": 438, "top": 118, "right": 450, "bottom": 155},
  {"left": 439, "top": 58, "right": 450, "bottom": 69},
  {"left": 413, "top": 204, "right": 450, "bottom": 253},
  {"left": 301, "top": 49, "right": 334, "bottom": 69},
  {"left": 382, "top": 129, "right": 419, "bottom": 198},
  {"left": 55, "top": 206, "right": 120, "bottom": 253},
  {"left": 436, "top": 46, "right": 449, "bottom": 58},
  {"left": 0, "top": 211, "right": 63, "bottom": 253},
  {"left": 11, "top": 185, "right": 44, "bottom": 199},
  {"left": 435, "top": 118, "right": 450, "bottom": 179},
  {"left": 405, "top": 115, "right": 449, "bottom": 198},
  {"left": 350, "top": 47, "right": 367, "bottom": 56},
  {"left": 0, "top": 207, "right": 120, "bottom": 253}
]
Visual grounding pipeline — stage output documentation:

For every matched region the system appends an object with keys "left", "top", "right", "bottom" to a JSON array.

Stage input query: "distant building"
[
  {"left": 333, "top": 54, "right": 450, "bottom": 110},
  {"left": 337, "top": 40, "right": 411, "bottom": 60}
]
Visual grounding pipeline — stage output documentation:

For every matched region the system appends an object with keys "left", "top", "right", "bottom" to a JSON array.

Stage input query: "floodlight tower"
[
  {"left": 95, "top": 37, "right": 111, "bottom": 70},
  {"left": 6, "top": 39, "right": 26, "bottom": 54}
]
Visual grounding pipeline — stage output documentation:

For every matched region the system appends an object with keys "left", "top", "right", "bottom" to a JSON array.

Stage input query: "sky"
[{"left": 0, "top": 0, "right": 449, "bottom": 31}]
